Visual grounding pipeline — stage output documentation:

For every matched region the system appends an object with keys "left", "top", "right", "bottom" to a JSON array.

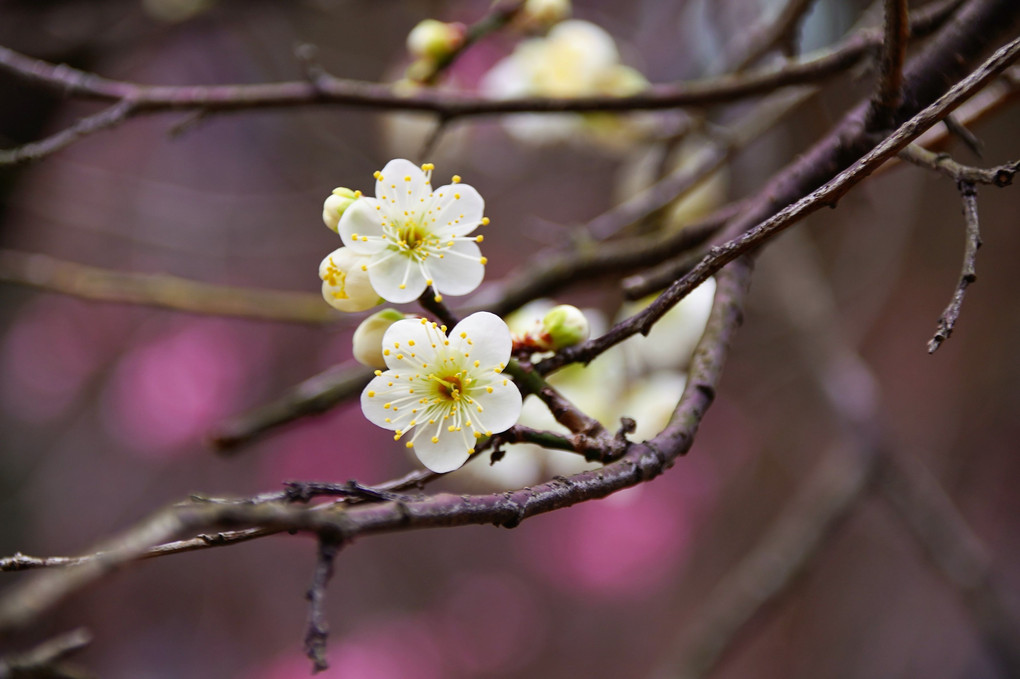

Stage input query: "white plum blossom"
[
  {"left": 361, "top": 312, "right": 522, "bottom": 473},
  {"left": 338, "top": 159, "right": 489, "bottom": 304}
]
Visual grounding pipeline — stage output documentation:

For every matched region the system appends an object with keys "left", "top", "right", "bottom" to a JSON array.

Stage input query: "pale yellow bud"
[
  {"left": 542, "top": 304, "right": 590, "bottom": 349},
  {"left": 353, "top": 309, "right": 407, "bottom": 368},
  {"left": 318, "top": 247, "right": 381, "bottom": 312},
  {"left": 322, "top": 187, "right": 359, "bottom": 233},
  {"left": 406, "top": 19, "right": 466, "bottom": 61},
  {"left": 520, "top": 0, "right": 571, "bottom": 29}
]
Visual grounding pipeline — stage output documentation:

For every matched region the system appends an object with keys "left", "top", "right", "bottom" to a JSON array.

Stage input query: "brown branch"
[
  {"left": 416, "top": 0, "right": 526, "bottom": 85},
  {"left": 878, "top": 451, "right": 1020, "bottom": 676},
  {"left": 927, "top": 180, "right": 982, "bottom": 353},
  {"left": 868, "top": 0, "right": 910, "bottom": 129},
  {"left": 0, "top": 250, "right": 335, "bottom": 324},
  {"left": 211, "top": 362, "right": 373, "bottom": 452},
  {"left": 0, "top": 258, "right": 750, "bottom": 632},
  {"left": 943, "top": 113, "right": 985, "bottom": 157},
  {"left": 0, "top": 100, "right": 133, "bottom": 165},
  {"left": 899, "top": 144, "right": 1019, "bottom": 185},
  {"left": 762, "top": 229, "right": 1020, "bottom": 676},
  {"left": 650, "top": 443, "right": 876, "bottom": 679},
  {"left": 0, "top": 0, "right": 960, "bottom": 165},
  {"left": 0, "top": 628, "right": 93, "bottom": 679},
  {"left": 537, "top": 31, "right": 1020, "bottom": 375},
  {"left": 730, "top": 0, "right": 821, "bottom": 70},
  {"left": 304, "top": 536, "right": 342, "bottom": 673}
]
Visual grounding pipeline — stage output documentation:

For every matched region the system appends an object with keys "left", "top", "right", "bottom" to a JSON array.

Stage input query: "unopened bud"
[
  {"left": 319, "top": 247, "right": 382, "bottom": 312},
  {"left": 520, "top": 0, "right": 571, "bottom": 29},
  {"left": 406, "top": 19, "right": 466, "bottom": 61},
  {"left": 542, "top": 304, "right": 589, "bottom": 349},
  {"left": 353, "top": 308, "right": 407, "bottom": 368},
  {"left": 322, "top": 187, "right": 359, "bottom": 233}
]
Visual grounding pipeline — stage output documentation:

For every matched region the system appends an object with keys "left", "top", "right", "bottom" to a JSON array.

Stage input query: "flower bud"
[
  {"left": 322, "top": 187, "right": 359, "bottom": 233},
  {"left": 406, "top": 19, "right": 466, "bottom": 61},
  {"left": 353, "top": 308, "right": 407, "bottom": 368},
  {"left": 541, "top": 304, "right": 589, "bottom": 349},
  {"left": 519, "top": 0, "right": 571, "bottom": 29},
  {"left": 319, "top": 247, "right": 382, "bottom": 312}
]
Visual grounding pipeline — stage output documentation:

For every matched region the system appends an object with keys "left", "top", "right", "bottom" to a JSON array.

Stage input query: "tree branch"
[
  {"left": 0, "top": 0, "right": 960, "bottom": 165},
  {"left": 0, "top": 250, "right": 334, "bottom": 324},
  {"left": 868, "top": 0, "right": 910, "bottom": 129},
  {"left": 537, "top": 31, "right": 1020, "bottom": 375},
  {"left": 927, "top": 179, "right": 982, "bottom": 353}
]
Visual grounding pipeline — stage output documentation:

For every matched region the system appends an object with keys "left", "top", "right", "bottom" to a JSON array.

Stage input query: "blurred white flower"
[
  {"left": 621, "top": 277, "right": 717, "bottom": 373},
  {"left": 615, "top": 137, "right": 730, "bottom": 232},
  {"left": 338, "top": 159, "right": 488, "bottom": 303},
  {"left": 480, "top": 20, "right": 649, "bottom": 147},
  {"left": 361, "top": 312, "right": 522, "bottom": 473}
]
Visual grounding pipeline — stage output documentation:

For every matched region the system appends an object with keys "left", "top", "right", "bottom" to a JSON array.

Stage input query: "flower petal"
[
  {"left": 428, "top": 183, "right": 484, "bottom": 237},
  {"left": 380, "top": 317, "right": 444, "bottom": 372},
  {"left": 376, "top": 159, "right": 429, "bottom": 210},
  {"left": 368, "top": 250, "right": 427, "bottom": 303},
  {"left": 413, "top": 427, "right": 474, "bottom": 473},
  {"left": 471, "top": 379, "right": 523, "bottom": 434},
  {"left": 448, "top": 312, "right": 513, "bottom": 368},
  {"left": 339, "top": 198, "right": 389, "bottom": 254},
  {"left": 423, "top": 239, "right": 484, "bottom": 297},
  {"left": 361, "top": 374, "right": 415, "bottom": 431}
]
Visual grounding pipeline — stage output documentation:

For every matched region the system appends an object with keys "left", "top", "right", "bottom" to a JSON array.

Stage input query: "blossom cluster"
[{"left": 318, "top": 159, "right": 489, "bottom": 311}]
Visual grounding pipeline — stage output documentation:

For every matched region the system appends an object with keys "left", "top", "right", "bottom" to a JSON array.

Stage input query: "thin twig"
[
  {"left": 943, "top": 114, "right": 985, "bottom": 157},
  {"left": 868, "top": 0, "right": 910, "bottom": 129},
  {"left": 0, "top": 259, "right": 748, "bottom": 632},
  {"left": 0, "top": 0, "right": 961, "bottom": 165},
  {"left": 304, "top": 536, "right": 342, "bottom": 673},
  {"left": 211, "top": 362, "right": 373, "bottom": 452},
  {"left": 416, "top": 1, "right": 527, "bottom": 85},
  {"left": 418, "top": 286, "right": 460, "bottom": 328},
  {"left": 764, "top": 229, "right": 1020, "bottom": 675},
  {"left": 878, "top": 451, "right": 1020, "bottom": 676},
  {"left": 730, "top": 0, "right": 821, "bottom": 70},
  {"left": 0, "top": 628, "right": 93, "bottom": 679},
  {"left": 899, "top": 144, "right": 1018, "bottom": 185},
  {"left": 648, "top": 443, "right": 876, "bottom": 679},
  {"left": 0, "top": 100, "right": 133, "bottom": 165},
  {"left": 927, "top": 180, "right": 981, "bottom": 353},
  {"left": 537, "top": 34, "right": 1020, "bottom": 374},
  {"left": 0, "top": 250, "right": 335, "bottom": 324}
]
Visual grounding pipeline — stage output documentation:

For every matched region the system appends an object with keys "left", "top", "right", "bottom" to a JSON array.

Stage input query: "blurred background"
[{"left": 1, "top": 0, "right": 1019, "bottom": 677}]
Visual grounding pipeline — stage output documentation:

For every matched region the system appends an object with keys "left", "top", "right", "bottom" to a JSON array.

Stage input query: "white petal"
[
  {"left": 427, "top": 183, "right": 484, "bottom": 237},
  {"left": 479, "top": 56, "right": 531, "bottom": 99},
  {"left": 361, "top": 374, "right": 412, "bottom": 430},
  {"left": 448, "top": 312, "right": 513, "bottom": 368},
  {"left": 339, "top": 198, "right": 389, "bottom": 254},
  {"left": 318, "top": 247, "right": 381, "bottom": 312},
  {"left": 424, "top": 240, "right": 484, "bottom": 297},
  {"left": 412, "top": 427, "right": 474, "bottom": 473},
  {"left": 472, "top": 379, "right": 523, "bottom": 434},
  {"left": 368, "top": 250, "right": 427, "bottom": 303},
  {"left": 376, "top": 159, "right": 429, "bottom": 210},
  {"left": 380, "top": 317, "right": 443, "bottom": 371}
]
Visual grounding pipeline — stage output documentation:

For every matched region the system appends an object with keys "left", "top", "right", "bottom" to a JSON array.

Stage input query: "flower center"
[
  {"left": 397, "top": 219, "right": 426, "bottom": 251},
  {"left": 322, "top": 258, "right": 349, "bottom": 298},
  {"left": 431, "top": 371, "right": 468, "bottom": 401}
]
